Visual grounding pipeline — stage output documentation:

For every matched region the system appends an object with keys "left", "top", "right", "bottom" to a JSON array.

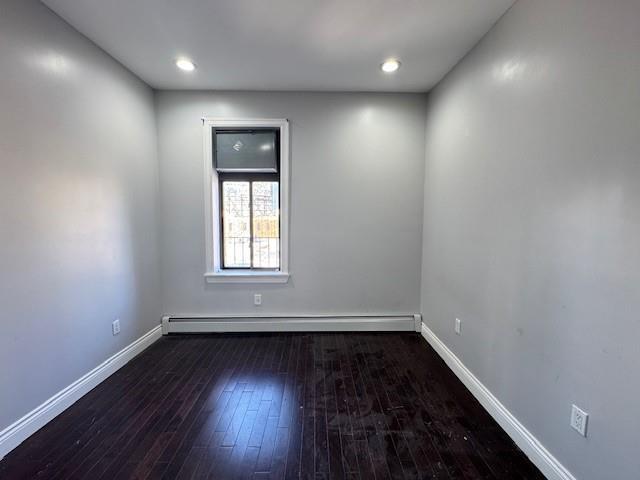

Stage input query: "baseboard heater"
[{"left": 161, "top": 313, "right": 422, "bottom": 334}]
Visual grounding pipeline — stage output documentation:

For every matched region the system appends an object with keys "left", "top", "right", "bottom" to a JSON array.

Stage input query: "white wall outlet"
[
  {"left": 570, "top": 404, "right": 589, "bottom": 436},
  {"left": 454, "top": 318, "right": 462, "bottom": 335},
  {"left": 254, "top": 293, "right": 262, "bottom": 306},
  {"left": 112, "top": 319, "right": 121, "bottom": 336}
]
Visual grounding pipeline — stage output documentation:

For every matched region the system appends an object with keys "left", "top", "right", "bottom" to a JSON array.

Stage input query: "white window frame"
[{"left": 202, "top": 118, "right": 290, "bottom": 284}]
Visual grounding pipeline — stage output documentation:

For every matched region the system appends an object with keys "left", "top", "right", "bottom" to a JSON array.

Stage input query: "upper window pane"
[{"left": 214, "top": 130, "right": 278, "bottom": 172}]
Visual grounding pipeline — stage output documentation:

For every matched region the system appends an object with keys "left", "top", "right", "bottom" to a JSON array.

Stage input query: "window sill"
[{"left": 205, "top": 270, "right": 290, "bottom": 284}]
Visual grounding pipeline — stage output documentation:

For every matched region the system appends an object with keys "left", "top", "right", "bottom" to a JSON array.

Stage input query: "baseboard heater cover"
[{"left": 162, "top": 314, "right": 422, "bottom": 334}]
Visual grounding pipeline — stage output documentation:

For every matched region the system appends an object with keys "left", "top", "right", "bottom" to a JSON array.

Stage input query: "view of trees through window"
[{"left": 222, "top": 181, "right": 279, "bottom": 269}]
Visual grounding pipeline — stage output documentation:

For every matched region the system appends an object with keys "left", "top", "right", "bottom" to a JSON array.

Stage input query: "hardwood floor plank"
[
  {"left": 299, "top": 335, "right": 316, "bottom": 480},
  {"left": 254, "top": 416, "right": 279, "bottom": 473},
  {"left": 313, "top": 335, "right": 330, "bottom": 476},
  {"left": 322, "top": 335, "right": 346, "bottom": 479},
  {"left": 173, "top": 445, "right": 205, "bottom": 480},
  {"left": 221, "top": 391, "right": 253, "bottom": 447},
  {"left": 270, "top": 426, "right": 291, "bottom": 479},
  {"left": 283, "top": 335, "right": 308, "bottom": 480},
  {"left": 226, "top": 408, "right": 259, "bottom": 476},
  {"left": 192, "top": 430, "right": 225, "bottom": 479},
  {"left": 248, "top": 400, "right": 272, "bottom": 448}
]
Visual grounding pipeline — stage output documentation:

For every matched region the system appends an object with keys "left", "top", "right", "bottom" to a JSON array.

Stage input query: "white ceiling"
[{"left": 42, "top": 0, "right": 514, "bottom": 92}]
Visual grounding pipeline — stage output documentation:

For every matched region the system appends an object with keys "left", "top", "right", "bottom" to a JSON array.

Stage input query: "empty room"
[{"left": 1, "top": 0, "right": 638, "bottom": 478}]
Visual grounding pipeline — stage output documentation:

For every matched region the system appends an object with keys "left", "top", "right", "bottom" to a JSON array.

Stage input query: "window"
[{"left": 203, "top": 119, "right": 289, "bottom": 283}]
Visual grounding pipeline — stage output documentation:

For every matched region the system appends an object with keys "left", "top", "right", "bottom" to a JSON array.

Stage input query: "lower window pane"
[
  {"left": 222, "top": 181, "right": 250, "bottom": 268},
  {"left": 252, "top": 181, "right": 280, "bottom": 268}
]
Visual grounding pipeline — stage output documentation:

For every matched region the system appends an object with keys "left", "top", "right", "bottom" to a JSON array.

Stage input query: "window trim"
[{"left": 202, "top": 118, "right": 290, "bottom": 284}]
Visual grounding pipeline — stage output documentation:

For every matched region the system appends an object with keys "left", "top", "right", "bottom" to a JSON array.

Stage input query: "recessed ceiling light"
[
  {"left": 176, "top": 58, "right": 196, "bottom": 72},
  {"left": 381, "top": 58, "right": 401, "bottom": 73}
]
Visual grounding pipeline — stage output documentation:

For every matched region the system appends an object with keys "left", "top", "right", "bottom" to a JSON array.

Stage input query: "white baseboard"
[
  {"left": 0, "top": 325, "right": 162, "bottom": 460},
  {"left": 420, "top": 323, "right": 576, "bottom": 480},
  {"left": 162, "top": 313, "right": 422, "bottom": 334}
]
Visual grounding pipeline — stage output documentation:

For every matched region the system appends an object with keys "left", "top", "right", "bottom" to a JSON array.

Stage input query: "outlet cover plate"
[{"left": 570, "top": 404, "right": 588, "bottom": 436}]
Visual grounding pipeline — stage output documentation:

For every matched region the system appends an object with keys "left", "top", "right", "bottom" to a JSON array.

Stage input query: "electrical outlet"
[
  {"left": 254, "top": 294, "right": 262, "bottom": 306},
  {"left": 570, "top": 404, "right": 588, "bottom": 436},
  {"left": 112, "top": 319, "right": 121, "bottom": 336},
  {"left": 454, "top": 318, "right": 462, "bottom": 335}
]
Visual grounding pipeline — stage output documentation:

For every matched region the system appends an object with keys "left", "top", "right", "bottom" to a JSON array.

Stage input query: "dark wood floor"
[{"left": 0, "top": 333, "right": 543, "bottom": 479}]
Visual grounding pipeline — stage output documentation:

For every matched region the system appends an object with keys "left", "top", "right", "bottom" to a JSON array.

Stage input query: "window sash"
[{"left": 219, "top": 173, "right": 280, "bottom": 270}]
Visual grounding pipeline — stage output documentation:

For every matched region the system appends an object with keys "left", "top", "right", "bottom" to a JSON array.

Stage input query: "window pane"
[
  {"left": 222, "top": 181, "right": 250, "bottom": 268},
  {"left": 215, "top": 130, "right": 278, "bottom": 172},
  {"left": 252, "top": 181, "right": 279, "bottom": 269}
]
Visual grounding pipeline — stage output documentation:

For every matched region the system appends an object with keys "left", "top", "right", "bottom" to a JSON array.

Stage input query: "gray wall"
[
  {"left": 156, "top": 91, "right": 426, "bottom": 315},
  {"left": 0, "top": 0, "right": 160, "bottom": 430},
  {"left": 420, "top": 0, "right": 640, "bottom": 478}
]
